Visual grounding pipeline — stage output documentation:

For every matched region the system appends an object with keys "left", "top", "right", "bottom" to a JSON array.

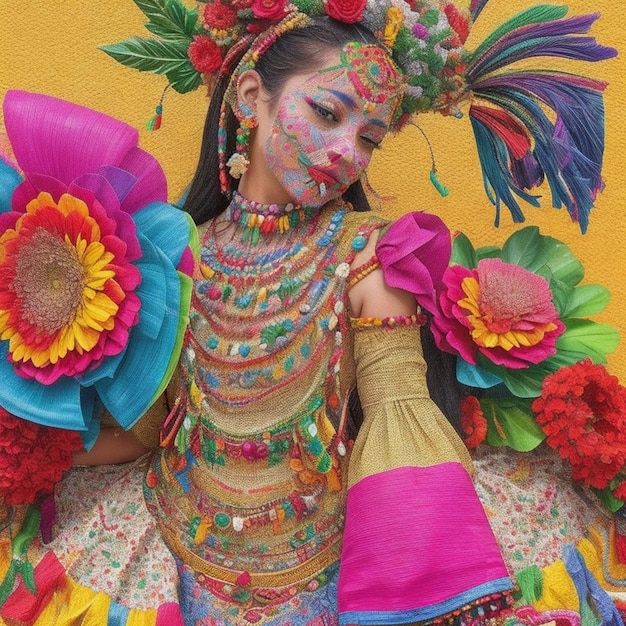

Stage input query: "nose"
[{"left": 326, "top": 138, "right": 355, "bottom": 164}]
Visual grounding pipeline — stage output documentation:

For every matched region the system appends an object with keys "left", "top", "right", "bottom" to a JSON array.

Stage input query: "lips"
[{"left": 306, "top": 166, "right": 341, "bottom": 187}]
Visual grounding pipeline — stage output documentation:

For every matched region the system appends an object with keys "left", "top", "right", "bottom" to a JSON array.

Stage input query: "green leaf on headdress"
[
  {"left": 134, "top": 0, "right": 201, "bottom": 39},
  {"left": 480, "top": 397, "right": 545, "bottom": 451},
  {"left": 100, "top": 37, "right": 201, "bottom": 93}
]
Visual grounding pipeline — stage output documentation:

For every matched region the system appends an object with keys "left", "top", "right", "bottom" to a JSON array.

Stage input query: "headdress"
[{"left": 102, "top": 0, "right": 616, "bottom": 232}]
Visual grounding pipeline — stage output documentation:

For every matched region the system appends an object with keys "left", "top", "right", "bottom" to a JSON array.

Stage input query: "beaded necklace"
[
  {"left": 145, "top": 197, "right": 393, "bottom": 617},
  {"left": 192, "top": 197, "right": 349, "bottom": 410},
  {"left": 224, "top": 191, "right": 320, "bottom": 243}
]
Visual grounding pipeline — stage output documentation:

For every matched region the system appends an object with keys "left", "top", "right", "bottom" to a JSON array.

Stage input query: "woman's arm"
[
  {"left": 72, "top": 427, "right": 149, "bottom": 466},
  {"left": 348, "top": 228, "right": 417, "bottom": 319}
]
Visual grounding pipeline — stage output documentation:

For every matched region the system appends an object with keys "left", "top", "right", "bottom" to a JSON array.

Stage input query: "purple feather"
[{"left": 469, "top": 14, "right": 617, "bottom": 78}]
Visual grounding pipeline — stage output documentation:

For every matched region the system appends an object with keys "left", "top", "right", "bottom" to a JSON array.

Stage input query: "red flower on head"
[
  {"left": 0, "top": 407, "right": 83, "bottom": 505},
  {"left": 251, "top": 0, "right": 288, "bottom": 21},
  {"left": 188, "top": 35, "right": 224, "bottom": 74},
  {"left": 532, "top": 359, "right": 626, "bottom": 490},
  {"left": 461, "top": 396, "right": 487, "bottom": 450},
  {"left": 324, "top": 0, "right": 367, "bottom": 24},
  {"left": 203, "top": 0, "right": 238, "bottom": 29},
  {"left": 443, "top": 3, "right": 470, "bottom": 45}
]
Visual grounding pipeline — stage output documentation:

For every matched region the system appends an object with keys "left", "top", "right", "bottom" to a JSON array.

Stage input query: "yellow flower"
[{"left": 382, "top": 7, "right": 404, "bottom": 48}]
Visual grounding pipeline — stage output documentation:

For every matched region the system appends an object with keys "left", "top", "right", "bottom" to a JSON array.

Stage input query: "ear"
[{"left": 235, "top": 70, "right": 263, "bottom": 119}]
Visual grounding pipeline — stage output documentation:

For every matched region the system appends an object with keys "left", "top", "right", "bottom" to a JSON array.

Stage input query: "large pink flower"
[
  {"left": 1, "top": 190, "right": 142, "bottom": 384},
  {"left": 0, "top": 90, "right": 196, "bottom": 437},
  {"left": 432, "top": 257, "right": 564, "bottom": 369}
]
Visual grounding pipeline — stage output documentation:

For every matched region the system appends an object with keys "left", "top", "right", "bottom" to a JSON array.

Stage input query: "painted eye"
[
  {"left": 309, "top": 101, "right": 338, "bottom": 123},
  {"left": 359, "top": 134, "right": 383, "bottom": 150}
]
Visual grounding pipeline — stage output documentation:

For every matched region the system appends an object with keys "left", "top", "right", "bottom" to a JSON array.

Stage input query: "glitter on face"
[{"left": 264, "top": 43, "right": 404, "bottom": 207}]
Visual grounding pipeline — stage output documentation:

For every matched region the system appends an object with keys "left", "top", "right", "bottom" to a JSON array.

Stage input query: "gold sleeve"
[{"left": 347, "top": 323, "right": 473, "bottom": 488}]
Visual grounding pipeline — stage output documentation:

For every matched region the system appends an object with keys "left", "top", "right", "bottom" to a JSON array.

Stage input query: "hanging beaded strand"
[
  {"left": 217, "top": 12, "right": 311, "bottom": 193},
  {"left": 226, "top": 102, "right": 256, "bottom": 180}
]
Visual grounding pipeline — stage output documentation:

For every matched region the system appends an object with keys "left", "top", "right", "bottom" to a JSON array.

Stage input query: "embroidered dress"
[
  {"left": 1, "top": 203, "right": 625, "bottom": 625},
  {"left": 144, "top": 196, "right": 354, "bottom": 624},
  {"left": 143, "top": 196, "right": 515, "bottom": 625}
]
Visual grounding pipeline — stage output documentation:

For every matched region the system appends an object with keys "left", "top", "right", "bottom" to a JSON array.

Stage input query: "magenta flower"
[
  {"left": 432, "top": 257, "right": 564, "bottom": 369},
  {"left": 0, "top": 90, "right": 196, "bottom": 440}
]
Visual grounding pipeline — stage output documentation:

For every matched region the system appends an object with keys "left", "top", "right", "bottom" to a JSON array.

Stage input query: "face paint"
[{"left": 264, "top": 43, "right": 404, "bottom": 208}]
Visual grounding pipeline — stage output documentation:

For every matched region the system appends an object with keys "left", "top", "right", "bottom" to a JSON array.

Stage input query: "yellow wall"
[{"left": 1, "top": 0, "right": 624, "bottom": 378}]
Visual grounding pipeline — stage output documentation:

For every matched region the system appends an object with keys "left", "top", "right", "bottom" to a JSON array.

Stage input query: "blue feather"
[{"left": 465, "top": 5, "right": 616, "bottom": 232}]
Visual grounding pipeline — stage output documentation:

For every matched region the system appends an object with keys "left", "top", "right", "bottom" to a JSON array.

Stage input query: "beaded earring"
[
  {"left": 226, "top": 101, "right": 257, "bottom": 180},
  {"left": 217, "top": 12, "right": 311, "bottom": 193}
]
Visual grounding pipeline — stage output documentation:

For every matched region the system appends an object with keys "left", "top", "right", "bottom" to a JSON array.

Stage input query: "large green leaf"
[
  {"left": 546, "top": 276, "right": 574, "bottom": 317},
  {"left": 135, "top": 0, "right": 200, "bottom": 38},
  {"left": 480, "top": 397, "right": 545, "bottom": 451},
  {"left": 560, "top": 283, "right": 612, "bottom": 318},
  {"left": 501, "top": 226, "right": 584, "bottom": 285},
  {"left": 450, "top": 232, "right": 478, "bottom": 268},
  {"left": 100, "top": 37, "right": 190, "bottom": 73},
  {"left": 100, "top": 37, "right": 201, "bottom": 92},
  {"left": 474, "top": 245, "right": 501, "bottom": 262},
  {"left": 557, "top": 319, "right": 620, "bottom": 362},
  {"left": 484, "top": 350, "right": 578, "bottom": 398}
]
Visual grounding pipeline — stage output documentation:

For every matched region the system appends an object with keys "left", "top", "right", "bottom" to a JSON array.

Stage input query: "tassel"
[
  {"left": 411, "top": 122, "right": 450, "bottom": 198},
  {"left": 146, "top": 86, "right": 169, "bottom": 131},
  {"left": 429, "top": 170, "right": 449, "bottom": 198},
  {"left": 466, "top": 6, "right": 617, "bottom": 232}
]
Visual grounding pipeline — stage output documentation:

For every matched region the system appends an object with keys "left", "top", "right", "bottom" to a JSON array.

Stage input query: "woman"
[
  {"left": 138, "top": 15, "right": 514, "bottom": 625},
  {"left": 0, "top": 0, "right": 621, "bottom": 624}
]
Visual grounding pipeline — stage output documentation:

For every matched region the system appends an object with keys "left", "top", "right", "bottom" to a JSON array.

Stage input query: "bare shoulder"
[{"left": 348, "top": 227, "right": 417, "bottom": 319}]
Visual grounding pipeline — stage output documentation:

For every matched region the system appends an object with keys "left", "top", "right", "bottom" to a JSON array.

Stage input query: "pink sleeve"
[{"left": 375, "top": 211, "right": 451, "bottom": 314}]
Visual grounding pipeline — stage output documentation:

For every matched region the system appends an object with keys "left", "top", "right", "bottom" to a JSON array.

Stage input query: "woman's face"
[{"left": 248, "top": 43, "right": 404, "bottom": 208}]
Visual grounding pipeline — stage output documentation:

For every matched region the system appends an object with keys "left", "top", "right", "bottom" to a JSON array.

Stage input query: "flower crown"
[
  {"left": 197, "top": 0, "right": 471, "bottom": 127},
  {"left": 102, "top": 0, "right": 617, "bottom": 232}
]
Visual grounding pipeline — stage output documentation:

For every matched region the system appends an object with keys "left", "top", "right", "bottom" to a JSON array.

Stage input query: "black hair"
[{"left": 182, "top": 17, "right": 380, "bottom": 225}]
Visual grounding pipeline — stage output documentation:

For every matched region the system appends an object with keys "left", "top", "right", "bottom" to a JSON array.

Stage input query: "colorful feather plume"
[{"left": 466, "top": 4, "right": 617, "bottom": 233}]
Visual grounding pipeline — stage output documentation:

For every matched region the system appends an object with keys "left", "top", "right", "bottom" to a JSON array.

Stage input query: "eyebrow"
[{"left": 325, "top": 88, "right": 389, "bottom": 131}]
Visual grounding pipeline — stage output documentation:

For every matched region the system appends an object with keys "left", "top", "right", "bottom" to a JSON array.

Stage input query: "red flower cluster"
[
  {"left": 532, "top": 359, "right": 626, "bottom": 490},
  {"left": 251, "top": 0, "right": 289, "bottom": 21},
  {"left": 443, "top": 3, "right": 470, "bottom": 46},
  {"left": 325, "top": 0, "right": 367, "bottom": 24},
  {"left": 203, "top": 0, "right": 238, "bottom": 29},
  {"left": 0, "top": 407, "right": 83, "bottom": 505},
  {"left": 461, "top": 396, "right": 488, "bottom": 449},
  {"left": 188, "top": 35, "right": 224, "bottom": 74}
]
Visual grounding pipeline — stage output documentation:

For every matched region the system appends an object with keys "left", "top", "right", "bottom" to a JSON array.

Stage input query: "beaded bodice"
[{"left": 145, "top": 197, "right": 368, "bottom": 604}]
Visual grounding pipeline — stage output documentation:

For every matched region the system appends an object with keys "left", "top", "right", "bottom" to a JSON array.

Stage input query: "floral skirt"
[{"left": 1, "top": 446, "right": 625, "bottom": 625}]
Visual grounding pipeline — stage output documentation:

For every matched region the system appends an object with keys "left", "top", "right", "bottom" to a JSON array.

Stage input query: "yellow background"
[{"left": 1, "top": 0, "right": 624, "bottom": 379}]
